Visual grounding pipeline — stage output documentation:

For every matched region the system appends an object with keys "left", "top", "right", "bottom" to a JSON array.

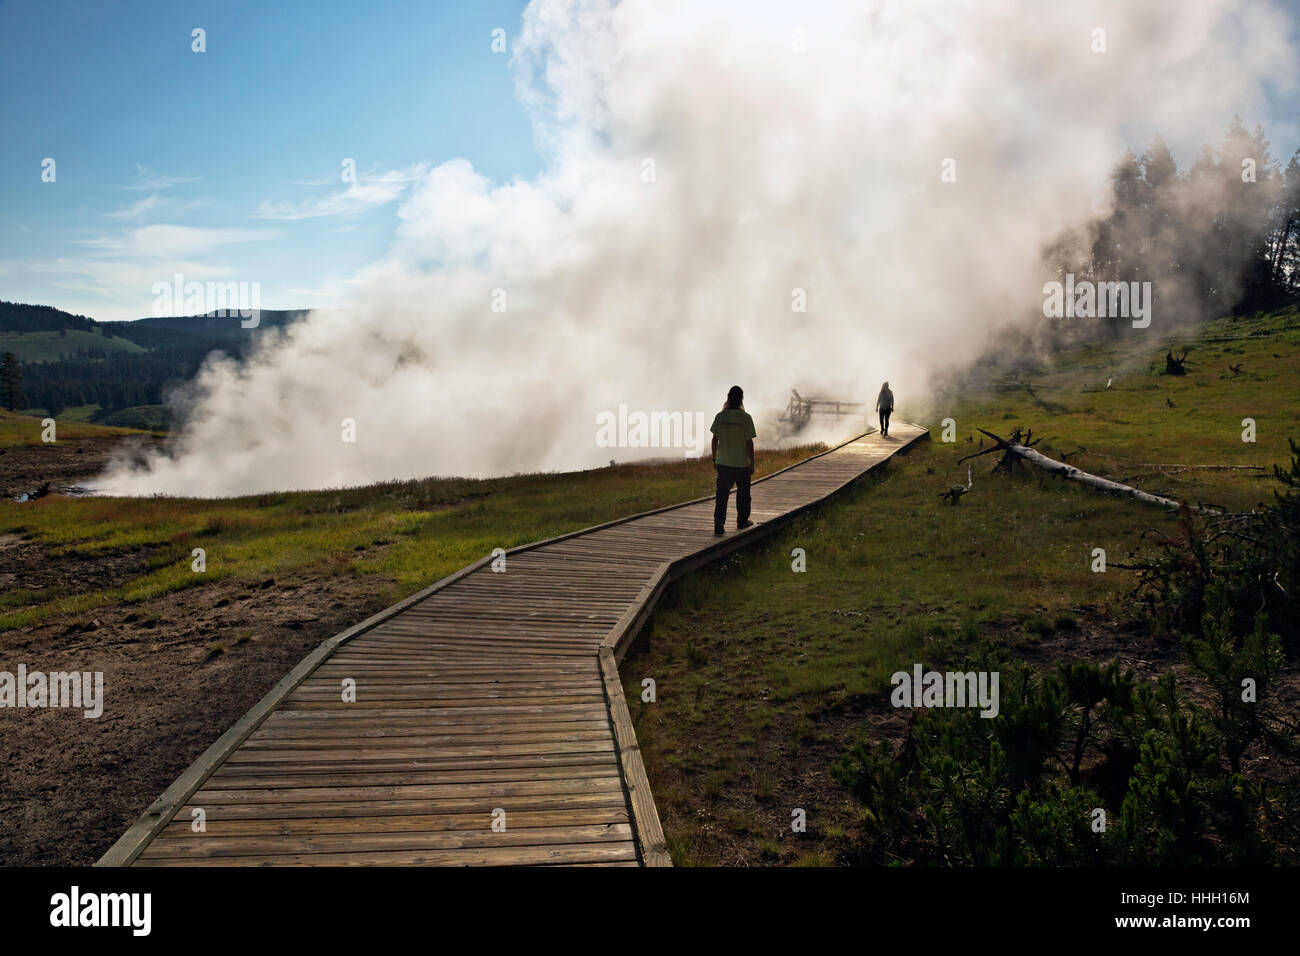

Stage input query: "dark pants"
[
  {"left": 879, "top": 408, "right": 892, "bottom": 435},
  {"left": 714, "top": 464, "right": 751, "bottom": 529}
]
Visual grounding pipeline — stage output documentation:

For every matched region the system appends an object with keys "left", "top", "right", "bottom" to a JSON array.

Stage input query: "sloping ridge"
[{"left": 98, "top": 423, "right": 928, "bottom": 867}]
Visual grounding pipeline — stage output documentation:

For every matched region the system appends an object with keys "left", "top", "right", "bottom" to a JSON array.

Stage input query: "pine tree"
[{"left": 0, "top": 352, "right": 23, "bottom": 411}]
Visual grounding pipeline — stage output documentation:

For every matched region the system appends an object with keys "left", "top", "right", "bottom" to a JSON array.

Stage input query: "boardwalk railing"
[{"left": 98, "top": 423, "right": 927, "bottom": 867}]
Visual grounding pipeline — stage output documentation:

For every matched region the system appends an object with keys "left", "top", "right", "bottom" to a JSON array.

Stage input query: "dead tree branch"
[{"left": 973, "top": 427, "right": 1219, "bottom": 513}]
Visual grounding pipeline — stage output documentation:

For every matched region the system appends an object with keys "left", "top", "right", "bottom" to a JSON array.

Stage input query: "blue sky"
[
  {"left": 3, "top": 0, "right": 1299, "bottom": 323},
  {"left": 0, "top": 0, "right": 538, "bottom": 320}
]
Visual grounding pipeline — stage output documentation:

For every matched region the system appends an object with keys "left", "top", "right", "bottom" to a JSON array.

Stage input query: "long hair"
[{"left": 724, "top": 385, "right": 744, "bottom": 410}]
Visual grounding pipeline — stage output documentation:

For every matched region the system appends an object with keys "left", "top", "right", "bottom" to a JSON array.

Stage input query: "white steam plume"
[{"left": 99, "top": 0, "right": 1297, "bottom": 496}]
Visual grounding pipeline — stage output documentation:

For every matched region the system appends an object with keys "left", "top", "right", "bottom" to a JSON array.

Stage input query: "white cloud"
[
  {"left": 286, "top": 286, "right": 340, "bottom": 298},
  {"left": 253, "top": 165, "right": 427, "bottom": 220},
  {"left": 16, "top": 226, "right": 278, "bottom": 320},
  {"left": 105, "top": 194, "right": 165, "bottom": 220},
  {"left": 125, "top": 165, "right": 200, "bottom": 191},
  {"left": 103, "top": 193, "right": 207, "bottom": 221},
  {"left": 77, "top": 225, "right": 273, "bottom": 259}
]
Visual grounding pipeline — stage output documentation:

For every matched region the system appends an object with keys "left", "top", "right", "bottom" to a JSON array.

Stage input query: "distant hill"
[
  {"left": 0, "top": 300, "right": 312, "bottom": 426},
  {"left": 0, "top": 301, "right": 99, "bottom": 334},
  {"left": 117, "top": 309, "right": 311, "bottom": 347},
  {"left": 0, "top": 327, "right": 147, "bottom": 363}
]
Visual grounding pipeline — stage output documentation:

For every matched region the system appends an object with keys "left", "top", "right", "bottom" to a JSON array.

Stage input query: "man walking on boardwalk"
[
  {"left": 876, "top": 381, "right": 894, "bottom": 437},
  {"left": 711, "top": 385, "right": 756, "bottom": 535}
]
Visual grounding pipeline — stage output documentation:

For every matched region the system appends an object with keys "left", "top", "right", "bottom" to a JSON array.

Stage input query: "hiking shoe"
[{"left": 737, "top": 519, "right": 754, "bottom": 530}]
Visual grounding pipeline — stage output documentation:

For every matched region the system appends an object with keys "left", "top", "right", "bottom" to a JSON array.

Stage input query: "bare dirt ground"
[
  {"left": 0, "top": 441, "right": 395, "bottom": 866},
  {"left": 0, "top": 435, "right": 154, "bottom": 499},
  {"left": 0, "top": 535, "right": 393, "bottom": 866}
]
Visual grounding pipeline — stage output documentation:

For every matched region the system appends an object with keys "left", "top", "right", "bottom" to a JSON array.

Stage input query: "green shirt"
[{"left": 710, "top": 408, "right": 756, "bottom": 468}]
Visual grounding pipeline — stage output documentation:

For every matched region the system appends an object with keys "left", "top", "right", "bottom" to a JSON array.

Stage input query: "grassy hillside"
[
  {"left": 621, "top": 306, "right": 1300, "bottom": 865},
  {"left": 0, "top": 328, "right": 146, "bottom": 362},
  {"left": 0, "top": 408, "right": 157, "bottom": 448},
  {"left": 949, "top": 308, "right": 1300, "bottom": 509},
  {"left": 0, "top": 300, "right": 310, "bottom": 423},
  {"left": 95, "top": 405, "right": 169, "bottom": 430},
  {"left": 22, "top": 403, "right": 168, "bottom": 428}
]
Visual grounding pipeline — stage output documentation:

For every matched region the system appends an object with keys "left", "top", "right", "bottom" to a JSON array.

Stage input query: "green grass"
[
  {"left": 0, "top": 328, "right": 145, "bottom": 362},
  {"left": 0, "top": 408, "right": 158, "bottom": 447},
  {"left": 940, "top": 307, "right": 1300, "bottom": 510},
  {"left": 5, "top": 402, "right": 169, "bottom": 430},
  {"left": 95, "top": 405, "right": 169, "bottom": 430},
  {"left": 0, "top": 442, "right": 824, "bottom": 634},
  {"left": 623, "top": 304, "right": 1300, "bottom": 866},
  {"left": 40, "top": 404, "right": 102, "bottom": 424}
]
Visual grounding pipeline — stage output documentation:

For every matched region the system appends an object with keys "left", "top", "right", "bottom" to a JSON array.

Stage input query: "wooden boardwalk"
[{"left": 99, "top": 424, "right": 926, "bottom": 867}]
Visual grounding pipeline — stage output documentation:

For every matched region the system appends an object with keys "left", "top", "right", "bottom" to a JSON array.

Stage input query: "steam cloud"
[{"left": 98, "top": 0, "right": 1297, "bottom": 497}]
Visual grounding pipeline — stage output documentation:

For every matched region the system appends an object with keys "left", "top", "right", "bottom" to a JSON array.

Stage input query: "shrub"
[{"left": 834, "top": 648, "right": 1296, "bottom": 865}]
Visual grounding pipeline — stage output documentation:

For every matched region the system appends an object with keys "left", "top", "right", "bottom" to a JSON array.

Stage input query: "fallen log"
[{"left": 963, "top": 427, "right": 1218, "bottom": 513}]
